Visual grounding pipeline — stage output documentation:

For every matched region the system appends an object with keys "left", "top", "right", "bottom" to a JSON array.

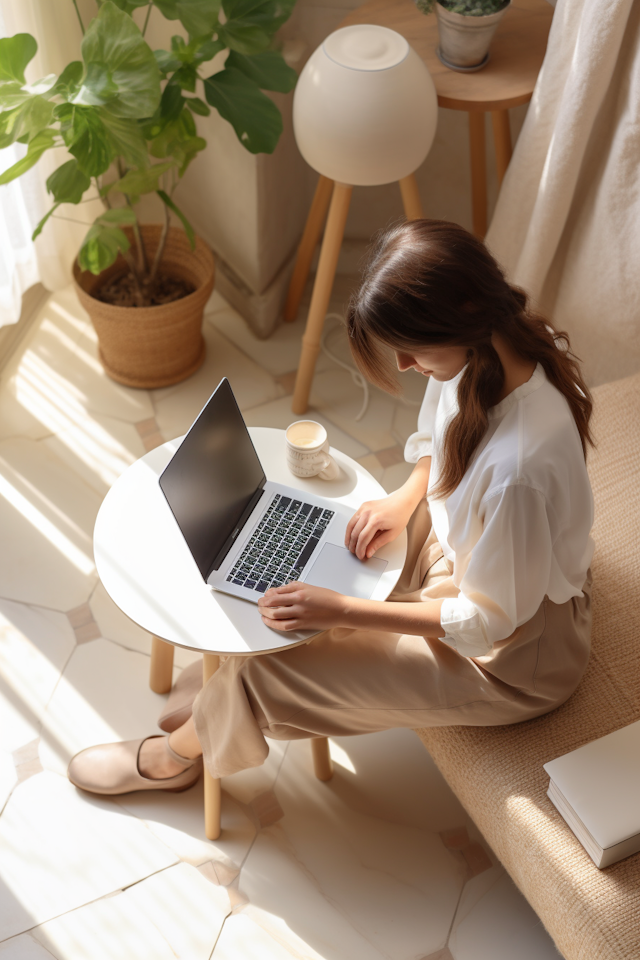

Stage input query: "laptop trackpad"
[{"left": 305, "top": 543, "right": 387, "bottom": 599}]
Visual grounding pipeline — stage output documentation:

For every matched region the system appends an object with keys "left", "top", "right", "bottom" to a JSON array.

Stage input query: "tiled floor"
[{"left": 0, "top": 280, "right": 562, "bottom": 959}]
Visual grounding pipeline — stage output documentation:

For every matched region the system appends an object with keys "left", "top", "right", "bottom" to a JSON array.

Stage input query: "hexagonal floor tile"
[
  {"left": 0, "top": 438, "right": 99, "bottom": 609},
  {"left": 151, "top": 324, "right": 283, "bottom": 440},
  {"left": 30, "top": 862, "right": 230, "bottom": 960},
  {"left": 0, "top": 771, "right": 177, "bottom": 940},
  {"left": 0, "top": 598, "right": 75, "bottom": 753}
]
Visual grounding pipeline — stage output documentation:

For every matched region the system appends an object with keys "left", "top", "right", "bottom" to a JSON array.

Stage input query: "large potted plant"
[
  {"left": 417, "top": 0, "right": 510, "bottom": 72},
  {"left": 0, "top": 0, "right": 297, "bottom": 387}
]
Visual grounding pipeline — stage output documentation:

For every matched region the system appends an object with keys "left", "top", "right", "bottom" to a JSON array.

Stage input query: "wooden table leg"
[
  {"left": 283, "top": 175, "right": 334, "bottom": 323},
  {"left": 311, "top": 737, "right": 334, "bottom": 781},
  {"left": 491, "top": 109, "right": 512, "bottom": 187},
  {"left": 399, "top": 173, "right": 424, "bottom": 220},
  {"left": 468, "top": 111, "right": 487, "bottom": 239},
  {"left": 203, "top": 653, "right": 221, "bottom": 840},
  {"left": 291, "top": 182, "right": 353, "bottom": 416},
  {"left": 149, "top": 636, "right": 174, "bottom": 694}
]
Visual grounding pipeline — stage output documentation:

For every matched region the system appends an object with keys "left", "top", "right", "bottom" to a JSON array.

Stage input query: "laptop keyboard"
[{"left": 226, "top": 494, "right": 335, "bottom": 594}]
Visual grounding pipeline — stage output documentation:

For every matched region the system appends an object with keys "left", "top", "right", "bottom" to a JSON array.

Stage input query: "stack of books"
[{"left": 543, "top": 720, "right": 640, "bottom": 869}]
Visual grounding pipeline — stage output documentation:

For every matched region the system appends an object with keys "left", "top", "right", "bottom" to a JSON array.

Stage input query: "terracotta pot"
[{"left": 73, "top": 224, "right": 215, "bottom": 389}]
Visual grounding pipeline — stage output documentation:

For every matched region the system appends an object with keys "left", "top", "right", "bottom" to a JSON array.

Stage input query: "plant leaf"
[
  {"left": 217, "top": 21, "right": 271, "bottom": 56},
  {"left": 0, "top": 96, "right": 54, "bottom": 148},
  {"left": 108, "top": 159, "right": 175, "bottom": 197},
  {"left": 59, "top": 104, "right": 115, "bottom": 177},
  {"left": 31, "top": 202, "right": 60, "bottom": 241},
  {"left": 73, "top": 61, "right": 120, "bottom": 108},
  {"left": 78, "top": 1, "right": 161, "bottom": 119},
  {"left": 185, "top": 96, "right": 210, "bottom": 116},
  {"left": 153, "top": 0, "right": 222, "bottom": 40},
  {"left": 46, "top": 159, "right": 91, "bottom": 204},
  {"left": 225, "top": 49, "right": 297, "bottom": 92},
  {"left": 195, "top": 38, "right": 225, "bottom": 64},
  {"left": 157, "top": 189, "right": 195, "bottom": 248},
  {"left": 101, "top": 0, "right": 150, "bottom": 12},
  {"left": 78, "top": 221, "right": 131, "bottom": 274},
  {"left": 203, "top": 65, "right": 281, "bottom": 154},
  {"left": 172, "top": 64, "right": 198, "bottom": 92},
  {"left": 50, "top": 62, "right": 84, "bottom": 101},
  {"left": 99, "top": 110, "right": 149, "bottom": 168},
  {"left": 148, "top": 106, "right": 204, "bottom": 174},
  {"left": 0, "top": 34, "right": 38, "bottom": 84},
  {"left": 0, "top": 82, "right": 31, "bottom": 111},
  {"left": 0, "top": 128, "right": 57, "bottom": 185},
  {"left": 160, "top": 82, "right": 185, "bottom": 123},
  {"left": 154, "top": 49, "right": 182, "bottom": 75},
  {"left": 140, "top": 81, "right": 184, "bottom": 139},
  {"left": 221, "top": 0, "right": 296, "bottom": 38}
]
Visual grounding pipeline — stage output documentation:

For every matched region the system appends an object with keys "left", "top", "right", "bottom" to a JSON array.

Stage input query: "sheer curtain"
[
  {"left": 0, "top": 0, "right": 100, "bottom": 328},
  {"left": 486, "top": 0, "right": 640, "bottom": 387}
]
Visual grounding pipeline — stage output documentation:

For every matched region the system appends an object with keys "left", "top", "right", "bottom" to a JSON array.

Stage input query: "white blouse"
[{"left": 404, "top": 363, "right": 594, "bottom": 658}]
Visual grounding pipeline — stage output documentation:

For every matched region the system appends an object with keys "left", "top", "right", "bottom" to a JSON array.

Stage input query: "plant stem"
[
  {"left": 52, "top": 215, "right": 94, "bottom": 225},
  {"left": 120, "top": 249, "right": 147, "bottom": 306},
  {"left": 96, "top": 177, "right": 112, "bottom": 211},
  {"left": 116, "top": 158, "right": 147, "bottom": 277},
  {"left": 143, "top": 2, "right": 153, "bottom": 35},
  {"left": 127, "top": 199, "right": 149, "bottom": 276},
  {"left": 150, "top": 199, "right": 170, "bottom": 286},
  {"left": 72, "top": 0, "right": 85, "bottom": 34}
]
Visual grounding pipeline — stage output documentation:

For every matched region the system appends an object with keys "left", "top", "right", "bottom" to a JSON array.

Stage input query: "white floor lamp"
[{"left": 285, "top": 24, "right": 438, "bottom": 414}]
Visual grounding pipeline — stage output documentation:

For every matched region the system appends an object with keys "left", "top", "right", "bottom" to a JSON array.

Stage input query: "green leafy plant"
[
  {"left": 0, "top": 0, "right": 297, "bottom": 305},
  {"left": 416, "top": 0, "right": 509, "bottom": 15}
]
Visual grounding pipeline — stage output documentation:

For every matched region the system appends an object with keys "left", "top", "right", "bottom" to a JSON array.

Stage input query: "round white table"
[{"left": 94, "top": 427, "right": 407, "bottom": 838}]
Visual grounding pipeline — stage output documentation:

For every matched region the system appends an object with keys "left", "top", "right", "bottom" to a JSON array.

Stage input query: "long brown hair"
[{"left": 346, "top": 219, "right": 593, "bottom": 499}]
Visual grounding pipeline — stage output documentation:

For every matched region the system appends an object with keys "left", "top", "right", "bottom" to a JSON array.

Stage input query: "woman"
[{"left": 68, "top": 220, "right": 594, "bottom": 794}]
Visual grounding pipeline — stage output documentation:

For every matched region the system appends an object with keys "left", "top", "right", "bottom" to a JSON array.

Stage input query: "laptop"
[{"left": 158, "top": 378, "right": 388, "bottom": 604}]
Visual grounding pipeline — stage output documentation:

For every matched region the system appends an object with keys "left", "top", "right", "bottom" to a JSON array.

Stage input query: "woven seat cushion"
[{"left": 415, "top": 372, "right": 640, "bottom": 960}]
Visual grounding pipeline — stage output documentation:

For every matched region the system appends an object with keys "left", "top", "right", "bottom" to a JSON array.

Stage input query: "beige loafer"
[
  {"left": 67, "top": 735, "right": 202, "bottom": 796},
  {"left": 158, "top": 658, "right": 203, "bottom": 732}
]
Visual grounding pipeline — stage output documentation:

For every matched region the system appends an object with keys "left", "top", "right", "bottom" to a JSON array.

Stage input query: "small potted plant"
[
  {"left": 416, "top": 0, "right": 510, "bottom": 72},
  {"left": 0, "top": 0, "right": 297, "bottom": 388}
]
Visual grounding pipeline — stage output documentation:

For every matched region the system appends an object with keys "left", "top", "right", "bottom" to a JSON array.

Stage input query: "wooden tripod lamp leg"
[
  {"left": 203, "top": 653, "right": 221, "bottom": 840},
  {"left": 399, "top": 173, "right": 424, "bottom": 220},
  {"left": 468, "top": 111, "right": 488, "bottom": 239},
  {"left": 284, "top": 175, "right": 334, "bottom": 323},
  {"left": 291, "top": 182, "right": 353, "bottom": 416},
  {"left": 150, "top": 636, "right": 174, "bottom": 694},
  {"left": 491, "top": 109, "right": 512, "bottom": 187},
  {"left": 311, "top": 737, "right": 333, "bottom": 781}
]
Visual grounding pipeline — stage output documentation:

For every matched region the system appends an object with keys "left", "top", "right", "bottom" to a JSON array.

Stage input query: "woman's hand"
[
  {"left": 257, "top": 582, "right": 346, "bottom": 632},
  {"left": 345, "top": 490, "right": 416, "bottom": 560}
]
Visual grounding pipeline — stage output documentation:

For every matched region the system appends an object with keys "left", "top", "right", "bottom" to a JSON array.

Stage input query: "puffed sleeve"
[
  {"left": 439, "top": 484, "right": 553, "bottom": 657},
  {"left": 404, "top": 376, "right": 443, "bottom": 463}
]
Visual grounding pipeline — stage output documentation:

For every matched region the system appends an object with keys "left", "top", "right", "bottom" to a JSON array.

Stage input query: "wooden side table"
[
  {"left": 340, "top": 0, "right": 553, "bottom": 238},
  {"left": 285, "top": 0, "right": 552, "bottom": 414}
]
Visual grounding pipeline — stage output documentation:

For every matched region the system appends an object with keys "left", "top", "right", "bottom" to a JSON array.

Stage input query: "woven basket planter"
[{"left": 73, "top": 224, "right": 215, "bottom": 389}]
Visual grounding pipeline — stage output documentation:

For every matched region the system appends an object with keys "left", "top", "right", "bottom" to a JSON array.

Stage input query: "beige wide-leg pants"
[{"left": 193, "top": 500, "right": 592, "bottom": 780}]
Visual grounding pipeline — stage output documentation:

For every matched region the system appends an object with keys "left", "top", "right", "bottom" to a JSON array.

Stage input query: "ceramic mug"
[{"left": 285, "top": 420, "right": 340, "bottom": 480}]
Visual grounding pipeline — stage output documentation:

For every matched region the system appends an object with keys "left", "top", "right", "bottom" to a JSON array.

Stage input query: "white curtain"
[
  {"left": 486, "top": 0, "right": 640, "bottom": 387},
  {"left": 0, "top": 0, "right": 101, "bottom": 328}
]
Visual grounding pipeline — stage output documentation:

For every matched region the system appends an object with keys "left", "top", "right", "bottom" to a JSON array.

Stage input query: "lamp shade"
[{"left": 293, "top": 25, "right": 438, "bottom": 187}]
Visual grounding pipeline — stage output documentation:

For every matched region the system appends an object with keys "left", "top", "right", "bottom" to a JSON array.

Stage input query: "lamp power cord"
[{"left": 319, "top": 313, "right": 423, "bottom": 427}]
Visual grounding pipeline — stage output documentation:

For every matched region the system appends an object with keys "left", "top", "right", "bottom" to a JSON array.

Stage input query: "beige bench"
[{"left": 415, "top": 372, "right": 640, "bottom": 960}]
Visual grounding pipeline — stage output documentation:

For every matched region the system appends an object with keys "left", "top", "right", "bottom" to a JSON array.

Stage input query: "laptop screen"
[{"left": 158, "top": 378, "right": 266, "bottom": 580}]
